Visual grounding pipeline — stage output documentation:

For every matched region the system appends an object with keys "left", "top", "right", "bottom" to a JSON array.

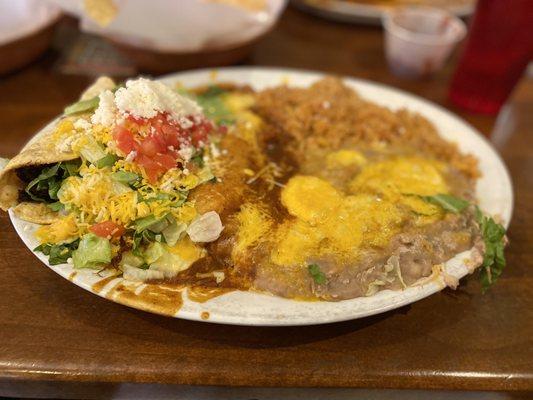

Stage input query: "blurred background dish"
[
  {"left": 46, "top": 0, "right": 287, "bottom": 72},
  {"left": 0, "top": 0, "right": 61, "bottom": 74},
  {"left": 292, "top": 0, "right": 474, "bottom": 25}
]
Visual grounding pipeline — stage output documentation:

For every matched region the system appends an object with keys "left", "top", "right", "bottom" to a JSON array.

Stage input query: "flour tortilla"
[{"left": 0, "top": 76, "right": 115, "bottom": 222}]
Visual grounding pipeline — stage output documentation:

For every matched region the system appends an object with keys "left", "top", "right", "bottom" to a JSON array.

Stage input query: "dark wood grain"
[{"left": 0, "top": 8, "right": 531, "bottom": 391}]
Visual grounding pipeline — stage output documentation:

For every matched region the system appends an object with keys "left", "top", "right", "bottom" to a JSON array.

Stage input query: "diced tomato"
[
  {"left": 113, "top": 112, "right": 213, "bottom": 183},
  {"left": 113, "top": 126, "right": 138, "bottom": 154},
  {"left": 160, "top": 123, "right": 177, "bottom": 136},
  {"left": 150, "top": 115, "right": 165, "bottom": 132},
  {"left": 153, "top": 153, "right": 177, "bottom": 170},
  {"left": 126, "top": 114, "right": 146, "bottom": 125},
  {"left": 152, "top": 132, "right": 168, "bottom": 150},
  {"left": 190, "top": 121, "right": 211, "bottom": 146},
  {"left": 89, "top": 221, "right": 125, "bottom": 239},
  {"left": 136, "top": 154, "right": 166, "bottom": 183},
  {"left": 140, "top": 134, "right": 166, "bottom": 157},
  {"left": 164, "top": 131, "right": 181, "bottom": 149}
]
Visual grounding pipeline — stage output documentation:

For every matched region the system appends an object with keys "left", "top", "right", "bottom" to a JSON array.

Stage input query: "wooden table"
[{"left": 0, "top": 7, "right": 531, "bottom": 396}]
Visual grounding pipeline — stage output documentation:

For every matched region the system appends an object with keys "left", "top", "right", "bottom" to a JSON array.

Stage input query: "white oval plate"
[{"left": 9, "top": 67, "right": 513, "bottom": 326}]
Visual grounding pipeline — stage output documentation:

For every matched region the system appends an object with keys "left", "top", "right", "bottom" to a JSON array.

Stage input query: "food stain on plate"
[
  {"left": 187, "top": 286, "right": 235, "bottom": 303},
  {"left": 92, "top": 274, "right": 121, "bottom": 293},
  {"left": 106, "top": 282, "right": 184, "bottom": 316}
]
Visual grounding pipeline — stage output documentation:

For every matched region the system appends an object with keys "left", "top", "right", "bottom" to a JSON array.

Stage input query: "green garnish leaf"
[
  {"left": 418, "top": 194, "right": 507, "bottom": 292},
  {"left": 95, "top": 153, "right": 118, "bottom": 168},
  {"left": 475, "top": 207, "right": 507, "bottom": 292},
  {"left": 308, "top": 263, "right": 327, "bottom": 285},
  {"left": 419, "top": 194, "right": 470, "bottom": 214}
]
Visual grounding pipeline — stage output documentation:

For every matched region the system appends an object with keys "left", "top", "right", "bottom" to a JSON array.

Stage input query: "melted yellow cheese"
[
  {"left": 272, "top": 175, "right": 407, "bottom": 266},
  {"left": 36, "top": 214, "right": 80, "bottom": 244},
  {"left": 167, "top": 237, "right": 204, "bottom": 264},
  {"left": 271, "top": 219, "right": 326, "bottom": 266},
  {"left": 326, "top": 149, "right": 366, "bottom": 169},
  {"left": 349, "top": 156, "right": 448, "bottom": 221},
  {"left": 223, "top": 93, "right": 264, "bottom": 163},
  {"left": 233, "top": 203, "right": 273, "bottom": 258},
  {"left": 170, "top": 202, "right": 197, "bottom": 224},
  {"left": 281, "top": 175, "right": 342, "bottom": 225},
  {"left": 349, "top": 156, "right": 448, "bottom": 197},
  {"left": 271, "top": 156, "right": 448, "bottom": 267}
]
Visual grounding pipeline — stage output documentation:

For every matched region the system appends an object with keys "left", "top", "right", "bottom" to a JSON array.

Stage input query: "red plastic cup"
[{"left": 448, "top": 0, "right": 533, "bottom": 115}]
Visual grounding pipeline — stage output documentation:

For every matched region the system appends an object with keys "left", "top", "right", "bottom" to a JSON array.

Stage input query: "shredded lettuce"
[
  {"left": 197, "top": 167, "right": 215, "bottom": 184},
  {"left": 144, "top": 242, "right": 191, "bottom": 274},
  {"left": 64, "top": 97, "right": 99, "bottom": 116},
  {"left": 195, "top": 85, "right": 235, "bottom": 126},
  {"left": 135, "top": 214, "right": 168, "bottom": 233},
  {"left": 72, "top": 233, "right": 111, "bottom": 269},
  {"left": 80, "top": 136, "right": 106, "bottom": 164},
  {"left": 111, "top": 180, "right": 132, "bottom": 195},
  {"left": 47, "top": 201, "right": 64, "bottom": 212},
  {"left": 143, "top": 242, "right": 165, "bottom": 264},
  {"left": 162, "top": 219, "right": 187, "bottom": 246},
  {"left": 34, "top": 239, "right": 79, "bottom": 266},
  {"left": 95, "top": 153, "right": 118, "bottom": 168},
  {"left": 25, "top": 161, "right": 80, "bottom": 203},
  {"left": 63, "top": 83, "right": 123, "bottom": 116},
  {"left": 119, "top": 251, "right": 146, "bottom": 269},
  {"left": 111, "top": 171, "right": 139, "bottom": 185}
]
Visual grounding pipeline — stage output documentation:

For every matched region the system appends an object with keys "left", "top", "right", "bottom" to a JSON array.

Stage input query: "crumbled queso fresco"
[{"left": 91, "top": 78, "right": 203, "bottom": 128}]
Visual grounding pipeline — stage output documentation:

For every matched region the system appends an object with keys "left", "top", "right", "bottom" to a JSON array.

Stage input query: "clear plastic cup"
[{"left": 383, "top": 7, "right": 466, "bottom": 79}]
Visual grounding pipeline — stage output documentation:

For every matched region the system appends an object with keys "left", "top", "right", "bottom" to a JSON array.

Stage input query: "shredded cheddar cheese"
[
  {"left": 36, "top": 214, "right": 80, "bottom": 244},
  {"left": 233, "top": 202, "right": 273, "bottom": 259}
]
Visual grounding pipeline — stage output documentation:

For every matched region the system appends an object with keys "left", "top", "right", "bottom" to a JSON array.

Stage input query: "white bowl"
[{"left": 45, "top": 0, "right": 287, "bottom": 53}]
